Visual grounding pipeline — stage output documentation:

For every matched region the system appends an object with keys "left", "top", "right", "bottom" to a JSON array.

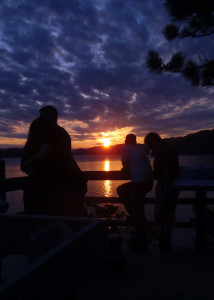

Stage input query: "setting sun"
[{"left": 102, "top": 138, "right": 111, "bottom": 147}]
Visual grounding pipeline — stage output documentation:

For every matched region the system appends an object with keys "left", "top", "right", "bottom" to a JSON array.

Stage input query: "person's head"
[
  {"left": 39, "top": 105, "right": 58, "bottom": 126},
  {"left": 125, "top": 134, "right": 137, "bottom": 145},
  {"left": 144, "top": 132, "right": 162, "bottom": 150},
  {"left": 26, "top": 117, "right": 48, "bottom": 145},
  {"left": 29, "top": 118, "right": 44, "bottom": 134}
]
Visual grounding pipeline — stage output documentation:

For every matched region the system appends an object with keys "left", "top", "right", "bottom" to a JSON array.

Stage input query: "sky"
[{"left": 0, "top": 0, "right": 213, "bottom": 149}]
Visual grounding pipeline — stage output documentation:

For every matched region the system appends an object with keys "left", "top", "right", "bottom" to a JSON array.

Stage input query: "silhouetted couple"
[
  {"left": 117, "top": 133, "right": 179, "bottom": 251},
  {"left": 21, "top": 106, "right": 87, "bottom": 216}
]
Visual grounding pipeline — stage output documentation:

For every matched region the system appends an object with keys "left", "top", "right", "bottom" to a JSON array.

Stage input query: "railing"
[{"left": 0, "top": 159, "right": 214, "bottom": 252}]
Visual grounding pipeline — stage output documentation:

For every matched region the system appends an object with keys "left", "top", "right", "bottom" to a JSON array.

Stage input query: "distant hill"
[
  {"left": 72, "top": 144, "right": 123, "bottom": 156},
  {"left": 0, "top": 148, "right": 23, "bottom": 158},
  {"left": 0, "top": 129, "right": 214, "bottom": 158},
  {"left": 166, "top": 129, "right": 214, "bottom": 155}
]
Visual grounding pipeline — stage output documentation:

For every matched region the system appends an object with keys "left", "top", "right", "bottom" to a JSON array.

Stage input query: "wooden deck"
[
  {"left": 1, "top": 163, "right": 214, "bottom": 299},
  {"left": 2, "top": 225, "right": 214, "bottom": 300},
  {"left": 76, "top": 228, "right": 214, "bottom": 300},
  {"left": 0, "top": 215, "right": 109, "bottom": 299}
]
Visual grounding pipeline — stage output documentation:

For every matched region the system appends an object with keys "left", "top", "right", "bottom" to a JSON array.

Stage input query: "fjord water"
[{"left": 4, "top": 155, "right": 214, "bottom": 215}]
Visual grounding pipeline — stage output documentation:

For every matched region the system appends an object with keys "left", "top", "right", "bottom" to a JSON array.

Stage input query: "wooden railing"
[{"left": 0, "top": 159, "right": 214, "bottom": 252}]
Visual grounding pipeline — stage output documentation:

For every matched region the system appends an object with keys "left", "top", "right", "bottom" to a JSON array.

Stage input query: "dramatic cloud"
[{"left": 0, "top": 0, "right": 213, "bottom": 148}]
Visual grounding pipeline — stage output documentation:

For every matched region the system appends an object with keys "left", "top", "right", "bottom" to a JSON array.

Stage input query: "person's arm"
[
  {"left": 120, "top": 160, "right": 130, "bottom": 179},
  {"left": 22, "top": 144, "right": 52, "bottom": 173},
  {"left": 121, "top": 146, "right": 130, "bottom": 177},
  {"left": 122, "top": 160, "right": 129, "bottom": 169}
]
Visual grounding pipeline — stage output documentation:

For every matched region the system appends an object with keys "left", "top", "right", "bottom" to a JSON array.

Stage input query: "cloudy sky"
[{"left": 0, "top": 0, "right": 213, "bottom": 149}]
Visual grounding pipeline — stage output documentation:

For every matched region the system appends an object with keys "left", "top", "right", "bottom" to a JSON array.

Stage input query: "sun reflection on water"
[
  {"left": 104, "top": 160, "right": 110, "bottom": 171},
  {"left": 104, "top": 160, "right": 111, "bottom": 196},
  {"left": 104, "top": 180, "right": 112, "bottom": 197}
]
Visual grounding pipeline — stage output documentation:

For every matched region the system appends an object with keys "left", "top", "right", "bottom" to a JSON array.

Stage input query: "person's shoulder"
[
  {"left": 121, "top": 144, "right": 133, "bottom": 155},
  {"left": 29, "top": 118, "right": 43, "bottom": 133},
  {"left": 56, "top": 125, "right": 68, "bottom": 134},
  {"left": 121, "top": 144, "right": 127, "bottom": 153},
  {"left": 137, "top": 144, "right": 150, "bottom": 154},
  {"left": 121, "top": 144, "right": 135, "bottom": 151},
  {"left": 56, "top": 125, "right": 71, "bottom": 139}
]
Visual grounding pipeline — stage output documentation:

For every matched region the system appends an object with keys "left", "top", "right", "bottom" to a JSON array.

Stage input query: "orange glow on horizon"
[{"left": 0, "top": 137, "right": 26, "bottom": 148}]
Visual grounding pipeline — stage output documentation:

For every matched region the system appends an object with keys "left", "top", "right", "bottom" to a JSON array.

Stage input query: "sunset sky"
[{"left": 0, "top": 0, "right": 213, "bottom": 149}]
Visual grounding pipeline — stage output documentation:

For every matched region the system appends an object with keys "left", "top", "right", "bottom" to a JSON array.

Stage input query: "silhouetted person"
[
  {"left": 117, "top": 134, "right": 153, "bottom": 250},
  {"left": 22, "top": 117, "right": 54, "bottom": 177},
  {"left": 145, "top": 132, "right": 179, "bottom": 251},
  {"left": 21, "top": 106, "right": 87, "bottom": 216}
]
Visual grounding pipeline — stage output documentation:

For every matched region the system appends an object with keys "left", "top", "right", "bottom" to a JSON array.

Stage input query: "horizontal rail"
[
  {"left": 0, "top": 176, "right": 28, "bottom": 192},
  {"left": 0, "top": 172, "right": 126, "bottom": 192},
  {"left": 1, "top": 171, "right": 214, "bottom": 192}
]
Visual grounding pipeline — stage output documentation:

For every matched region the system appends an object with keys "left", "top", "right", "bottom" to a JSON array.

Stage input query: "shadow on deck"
[
  {"left": 76, "top": 227, "right": 214, "bottom": 300},
  {"left": 1, "top": 216, "right": 214, "bottom": 300}
]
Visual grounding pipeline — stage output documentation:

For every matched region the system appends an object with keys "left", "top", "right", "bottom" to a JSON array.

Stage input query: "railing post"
[
  {"left": 0, "top": 159, "right": 6, "bottom": 200},
  {"left": 0, "top": 159, "right": 7, "bottom": 282},
  {"left": 195, "top": 188, "right": 206, "bottom": 253},
  {"left": 0, "top": 159, "right": 9, "bottom": 213}
]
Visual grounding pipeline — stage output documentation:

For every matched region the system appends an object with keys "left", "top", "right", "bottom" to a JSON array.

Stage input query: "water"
[{"left": 3, "top": 155, "right": 214, "bottom": 215}]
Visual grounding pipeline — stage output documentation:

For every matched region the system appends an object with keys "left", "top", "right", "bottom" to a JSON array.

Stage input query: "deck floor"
[
  {"left": 76, "top": 228, "right": 214, "bottom": 300},
  {"left": 1, "top": 228, "right": 214, "bottom": 300}
]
